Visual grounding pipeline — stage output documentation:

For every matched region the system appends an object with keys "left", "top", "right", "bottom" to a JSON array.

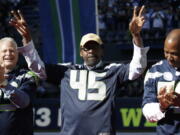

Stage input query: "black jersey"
[{"left": 45, "top": 62, "right": 129, "bottom": 135}]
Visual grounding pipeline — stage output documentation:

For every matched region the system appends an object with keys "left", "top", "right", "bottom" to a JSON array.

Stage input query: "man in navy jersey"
[
  {"left": 0, "top": 10, "right": 39, "bottom": 135},
  {"left": 15, "top": 6, "right": 148, "bottom": 135},
  {"left": 142, "top": 29, "right": 180, "bottom": 134},
  {"left": 0, "top": 38, "right": 37, "bottom": 135}
]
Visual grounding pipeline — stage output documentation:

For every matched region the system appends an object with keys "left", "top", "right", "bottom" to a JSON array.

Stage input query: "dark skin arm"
[
  {"left": 170, "top": 92, "right": 180, "bottom": 107},
  {"left": 9, "top": 10, "right": 32, "bottom": 45},
  {"left": 129, "top": 6, "right": 145, "bottom": 48}
]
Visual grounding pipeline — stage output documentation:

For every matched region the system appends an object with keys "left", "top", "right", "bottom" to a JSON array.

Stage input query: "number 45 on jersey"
[{"left": 70, "top": 70, "right": 107, "bottom": 101}]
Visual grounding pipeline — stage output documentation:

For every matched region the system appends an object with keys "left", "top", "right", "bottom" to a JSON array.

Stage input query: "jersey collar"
[{"left": 84, "top": 60, "right": 103, "bottom": 70}]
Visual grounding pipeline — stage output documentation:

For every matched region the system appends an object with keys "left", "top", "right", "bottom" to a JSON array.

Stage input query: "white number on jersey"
[{"left": 70, "top": 70, "right": 106, "bottom": 101}]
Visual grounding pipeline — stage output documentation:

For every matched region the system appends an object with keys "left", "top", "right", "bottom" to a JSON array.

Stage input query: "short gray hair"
[{"left": 0, "top": 37, "right": 18, "bottom": 49}]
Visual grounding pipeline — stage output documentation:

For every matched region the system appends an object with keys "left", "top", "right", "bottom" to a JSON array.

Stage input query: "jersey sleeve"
[
  {"left": 128, "top": 43, "right": 149, "bottom": 80},
  {"left": 1, "top": 71, "right": 37, "bottom": 108},
  {"left": 18, "top": 40, "right": 68, "bottom": 86},
  {"left": 105, "top": 63, "right": 130, "bottom": 83},
  {"left": 142, "top": 69, "right": 158, "bottom": 107},
  {"left": 142, "top": 68, "right": 165, "bottom": 122},
  {"left": 18, "top": 40, "right": 47, "bottom": 80},
  {"left": 45, "top": 64, "right": 68, "bottom": 85}
]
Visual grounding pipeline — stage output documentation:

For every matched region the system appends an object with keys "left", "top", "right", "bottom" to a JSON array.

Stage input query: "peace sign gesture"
[
  {"left": 9, "top": 10, "right": 32, "bottom": 44},
  {"left": 129, "top": 6, "right": 145, "bottom": 35}
]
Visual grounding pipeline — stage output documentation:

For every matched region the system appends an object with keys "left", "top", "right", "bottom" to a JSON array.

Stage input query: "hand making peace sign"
[
  {"left": 129, "top": 6, "right": 145, "bottom": 35},
  {"left": 9, "top": 10, "right": 32, "bottom": 44}
]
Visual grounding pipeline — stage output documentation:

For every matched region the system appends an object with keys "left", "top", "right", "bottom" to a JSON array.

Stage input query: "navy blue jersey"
[
  {"left": 45, "top": 62, "right": 129, "bottom": 135},
  {"left": 143, "top": 60, "right": 180, "bottom": 134},
  {"left": 143, "top": 60, "right": 180, "bottom": 106},
  {"left": 0, "top": 68, "right": 37, "bottom": 135}
]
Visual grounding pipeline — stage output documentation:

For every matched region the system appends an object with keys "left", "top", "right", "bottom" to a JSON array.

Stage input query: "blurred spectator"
[
  {"left": 98, "top": 0, "right": 179, "bottom": 45},
  {"left": 105, "top": 7, "right": 116, "bottom": 42},
  {"left": 108, "top": 0, "right": 117, "bottom": 8},
  {"left": 115, "top": 7, "right": 127, "bottom": 32},
  {"left": 8, "top": 0, "right": 21, "bottom": 8},
  {"left": 151, "top": 7, "right": 165, "bottom": 38},
  {"left": 165, "top": 8, "right": 176, "bottom": 33},
  {"left": 98, "top": 10, "right": 106, "bottom": 41},
  {"left": 141, "top": 8, "right": 152, "bottom": 40}
]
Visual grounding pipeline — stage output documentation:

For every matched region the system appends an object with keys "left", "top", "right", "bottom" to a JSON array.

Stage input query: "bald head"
[
  {"left": 164, "top": 29, "right": 180, "bottom": 68},
  {"left": 165, "top": 29, "right": 180, "bottom": 49}
]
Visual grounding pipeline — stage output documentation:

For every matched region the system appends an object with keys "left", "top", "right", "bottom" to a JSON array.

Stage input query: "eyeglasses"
[{"left": 81, "top": 45, "right": 101, "bottom": 52}]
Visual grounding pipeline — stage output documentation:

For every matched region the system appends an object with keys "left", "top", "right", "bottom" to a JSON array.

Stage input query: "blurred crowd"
[
  {"left": 0, "top": 0, "right": 41, "bottom": 49},
  {"left": 98, "top": 0, "right": 180, "bottom": 45}
]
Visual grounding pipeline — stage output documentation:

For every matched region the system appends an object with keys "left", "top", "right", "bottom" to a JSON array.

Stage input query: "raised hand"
[
  {"left": 9, "top": 10, "right": 31, "bottom": 44},
  {"left": 129, "top": 6, "right": 145, "bottom": 35}
]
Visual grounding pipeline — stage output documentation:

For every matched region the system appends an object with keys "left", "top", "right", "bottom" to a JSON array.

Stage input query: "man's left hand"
[
  {"left": 9, "top": 10, "right": 32, "bottom": 44},
  {"left": 129, "top": 6, "right": 145, "bottom": 36}
]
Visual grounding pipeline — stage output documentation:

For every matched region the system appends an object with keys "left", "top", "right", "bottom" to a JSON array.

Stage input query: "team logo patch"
[
  {"left": 10, "top": 81, "right": 18, "bottom": 88},
  {"left": 176, "top": 71, "right": 180, "bottom": 76},
  {"left": 163, "top": 72, "right": 173, "bottom": 81}
]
